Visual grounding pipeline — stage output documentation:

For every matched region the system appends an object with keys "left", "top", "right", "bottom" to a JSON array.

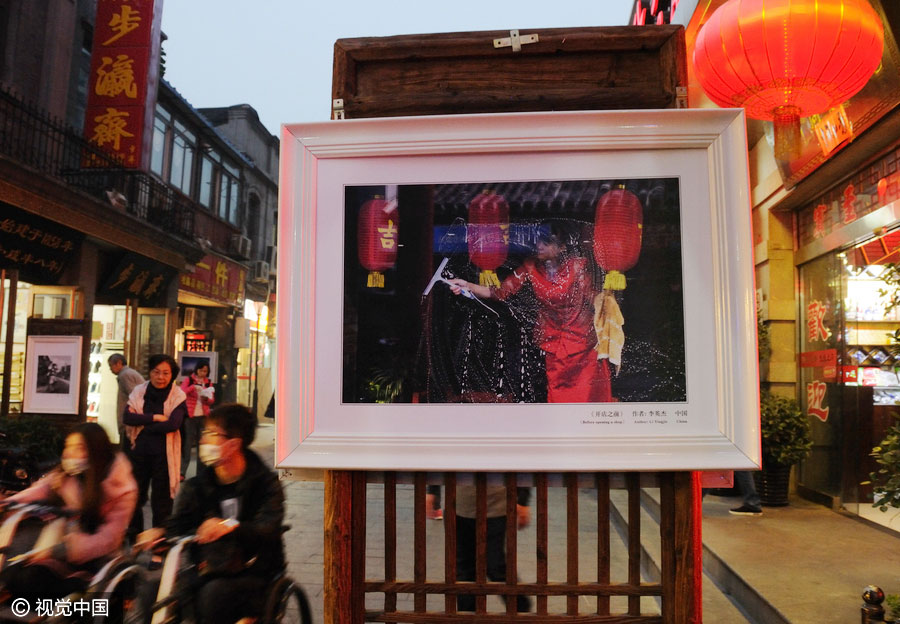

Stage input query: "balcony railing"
[{"left": 0, "top": 86, "right": 194, "bottom": 240}]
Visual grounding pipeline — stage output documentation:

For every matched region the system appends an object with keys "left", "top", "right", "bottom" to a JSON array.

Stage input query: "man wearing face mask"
[{"left": 135, "top": 403, "right": 285, "bottom": 624}]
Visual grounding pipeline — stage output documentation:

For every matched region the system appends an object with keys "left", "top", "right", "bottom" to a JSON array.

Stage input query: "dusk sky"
[{"left": 160, "top": 1, "right": 632, "bottom": 136}]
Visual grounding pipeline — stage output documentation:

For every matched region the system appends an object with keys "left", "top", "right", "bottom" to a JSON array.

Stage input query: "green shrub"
[
  {"left": 760, "top": 392, "right": 812, "bottom": 466},
  {"left": 868, "top": 413, "right": 900, "bottom": 512},
  {"left": 887, "top": 593, "right": 900, "bottom": 622},
  {"left": 0, "top": 416, "right": 65, "bottom": 461}
]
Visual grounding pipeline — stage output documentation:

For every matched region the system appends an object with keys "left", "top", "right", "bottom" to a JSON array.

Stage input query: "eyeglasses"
[{"left": 201, "top": 430, "right": 230, "bottom": 440}]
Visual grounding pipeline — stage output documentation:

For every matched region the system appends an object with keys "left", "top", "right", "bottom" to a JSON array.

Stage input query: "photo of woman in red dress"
[
  {"left": 341, "top": 178, "right": 685, "bottom": 405},
  {"left": 448, "top": 221, "right": 612, "bottom": 403}
]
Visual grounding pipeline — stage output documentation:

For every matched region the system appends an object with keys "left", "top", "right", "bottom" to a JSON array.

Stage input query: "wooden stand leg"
[{"left": 325, "top": 470, "right": 366, "bottom": 624}]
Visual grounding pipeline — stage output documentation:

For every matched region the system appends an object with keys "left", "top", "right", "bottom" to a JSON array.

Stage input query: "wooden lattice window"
[{"left": 325, "top": 471, "right": 698, "bottom": 623}]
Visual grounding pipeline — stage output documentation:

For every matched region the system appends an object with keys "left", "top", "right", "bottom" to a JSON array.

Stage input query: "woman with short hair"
[{"left": 123, "top": 353, "right": 186, "bottom": 542}]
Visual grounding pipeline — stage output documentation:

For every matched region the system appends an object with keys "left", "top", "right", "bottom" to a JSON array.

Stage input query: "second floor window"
[
  {"left": 150, "top": 103, "right": 242, "bottom": 225},
  {"left": 150, "top": 106, "right": 196, "bottom": 196}
]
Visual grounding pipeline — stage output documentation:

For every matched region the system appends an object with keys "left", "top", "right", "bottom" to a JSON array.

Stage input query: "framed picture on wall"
[
  {"left": 276, "top": 108, "right": 760, "bottom": 471},
  {"left": 113, "top": 308, "right": 127, "bottom": 342},
  {"left": 23, "top": 335, "right": 83, "bottom": 415},
  {"left": 176, "top": 351, "right": 218, "bottom": 383}
]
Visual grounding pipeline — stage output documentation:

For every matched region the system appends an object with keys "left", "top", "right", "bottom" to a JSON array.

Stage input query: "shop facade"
[
  {"left": 673, "top": 0, "right": 900, "bottom": 530},
  {"left": 176, "top": 252, "right": 249, "bottom": 407},
  {"left": 792, "top": 145, "right": 900, "bottom": 527},
  {"left": 0, "top": 2, "right": 279, "bottom": 443}
]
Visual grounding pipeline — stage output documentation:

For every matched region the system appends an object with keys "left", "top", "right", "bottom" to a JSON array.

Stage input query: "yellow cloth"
[{"left": 593, "top": 290, "right": 625, "bottom": 374}]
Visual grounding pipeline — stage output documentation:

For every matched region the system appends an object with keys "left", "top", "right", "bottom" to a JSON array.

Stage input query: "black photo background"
[{"left": 342, "top": 179, "right": 686, "bottom": 404}]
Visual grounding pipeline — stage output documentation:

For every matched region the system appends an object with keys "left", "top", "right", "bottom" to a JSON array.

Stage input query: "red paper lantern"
[
  {"left": 358, "top": 196, "right": 398, "bottom": 288},
  {"left": 593, "top": 188, "right": 643, "bottom": 291},
  {"left": 467, "top": 190, "right": 509, "bottom": 287},
  {"left": 693, "top": 0, "right": 883, "bottom": 158}
]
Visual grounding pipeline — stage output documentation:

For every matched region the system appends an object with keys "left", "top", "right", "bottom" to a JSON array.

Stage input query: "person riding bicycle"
[
  {"left": 0, "top": 423, "right": 138, "bottom": 600},
  {"left": 137, "top": 403, "right": 285, "bottom": 624}
]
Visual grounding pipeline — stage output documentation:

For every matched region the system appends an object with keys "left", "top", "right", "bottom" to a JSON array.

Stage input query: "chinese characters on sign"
[
  {"left": 807, "top": 380, "right": 830, "bottom": 422},
  {"left": 179, "top": 254, "right": 247, "bottom": 308},
  {"left": 0, "top": 202, "right": 83, "bottom": 284},
  {"left": 100, "top": 252, "right": 175, "bottom": 306},
  {"left": 799, "top": 349, "right": 837, "bottom": 381},
  {"left": 83, "top": 0, "right": 162, "bottom": 168},
  {"left": 807, "top": 300, "right": 832, "bottom": 343},
  {"left": 813, "top": 204, "right": 828, "bottom": 239}
]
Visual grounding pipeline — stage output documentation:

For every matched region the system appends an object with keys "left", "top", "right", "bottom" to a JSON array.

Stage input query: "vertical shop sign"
[
  {"left": 807, "top": 300, "right": 832, "bottom": 343},
  {"left": 807, "top": 380, "right": 830, "bottom": 422},
  {"left": 83, "top": 0, "right": 163, "bottom": 168}
]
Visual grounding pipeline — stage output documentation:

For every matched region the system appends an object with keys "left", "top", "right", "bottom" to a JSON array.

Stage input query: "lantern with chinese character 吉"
[
  {"left": 593, "top": 187, "right": 643, "bottom": 291},
  {"left": 467, "top": 190, "right": 509, "bottom": 288},
  {"left": 693, "top": 0, "right": 884, "bottom": 161},
  {"left": 358, "top": 196, "right": 399, "bottom": 288}
]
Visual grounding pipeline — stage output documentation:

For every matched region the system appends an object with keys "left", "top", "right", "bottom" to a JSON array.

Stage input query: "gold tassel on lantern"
[
  {"left": 367, "top": 271, "right": 385, "bottom": 288},
  {"left": 478, "top": 270, "right": 501, "bottom": 288},
  {"left": 602, "top": 270, "right": 627, "bottom": 291},
  {"left": 593, "top": 291, "right": 625, "bottom": 375}
]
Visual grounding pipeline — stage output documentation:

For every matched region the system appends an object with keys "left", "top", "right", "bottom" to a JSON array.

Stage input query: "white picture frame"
[
  {"left": 176, "top": 351, "right": 218, "bottom": 383},
  {"left": 23, "top": 335, "right": 83, "bottom": 415},
  {"left": 276, "top": 109, "right": 760, "bottom": 471}
]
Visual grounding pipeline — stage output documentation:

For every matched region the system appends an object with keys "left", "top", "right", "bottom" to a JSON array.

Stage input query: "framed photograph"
[
  {"left": 113, "top": 308, "right": 126, "bottom": 342},
  {"left": 277, "top": 109, "right": 760, "bottom": 471},
  {"left": 23, "top": 335, "right": 83, "bottom": 415},
  {"left": 176, "top": 351, "right": 218, "bottom": 383}
]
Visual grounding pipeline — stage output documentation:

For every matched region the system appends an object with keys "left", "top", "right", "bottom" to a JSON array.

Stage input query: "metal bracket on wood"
[
  {"left": 493, "top": 29, "right": 539, "bottom": 52},
  {"left": 332, "top": 98, "right": 345, "bottom": 120},
  {"left": 676, "top": 87, "right": 688, "bottom": 109}
]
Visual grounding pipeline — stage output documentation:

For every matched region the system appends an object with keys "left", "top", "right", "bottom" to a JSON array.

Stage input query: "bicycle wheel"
[{"left": 262, "top": 577, "right": 313, "bottom": 624}]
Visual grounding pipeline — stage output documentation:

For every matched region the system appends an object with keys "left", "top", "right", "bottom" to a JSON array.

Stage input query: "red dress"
[{"left": 492, "top": 257, "right": 612, "bottom": 403}]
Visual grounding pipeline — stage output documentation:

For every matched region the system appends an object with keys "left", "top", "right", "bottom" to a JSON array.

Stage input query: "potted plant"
[
  {"left": 867, "top": 413, "right": 900, "bottom": 512},
  {"left": 886, "top": 593, "right": 900, "bottom": 624},
  {"left": 754, "top": 391, "right": 812, "bottom": 506}
]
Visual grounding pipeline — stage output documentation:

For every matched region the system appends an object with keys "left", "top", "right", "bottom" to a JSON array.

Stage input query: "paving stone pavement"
[{"left": 253, "top": 423, "right": 666, "bottom": 624}]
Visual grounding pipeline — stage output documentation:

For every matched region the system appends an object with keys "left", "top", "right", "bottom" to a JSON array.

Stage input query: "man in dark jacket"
[{"left": 136, "top": 403, "right": 285, "bottom": 623}]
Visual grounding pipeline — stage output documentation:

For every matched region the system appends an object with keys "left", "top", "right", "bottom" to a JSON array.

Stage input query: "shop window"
[
  {"left": 798, "top": 253, "right": 842, "bottom": 497},
  {"left": 32, "top": 294, "right": 70, "bottom": 319}
]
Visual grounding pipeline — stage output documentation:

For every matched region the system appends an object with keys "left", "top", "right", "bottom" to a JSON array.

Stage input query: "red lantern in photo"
[
  {"left": 467, "top": 190, "right": 509, "bottom": 287},
  {"left": 593, "top": 187, "right": 643, "bottom": 291},
  {"left": 358, "top": 196, "right": 398, "bottom": 288}
]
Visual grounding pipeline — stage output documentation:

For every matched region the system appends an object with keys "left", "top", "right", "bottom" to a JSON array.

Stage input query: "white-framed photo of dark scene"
[
  {"left": 176, "top": 351, "right": 218, "bottom": 383},
  {"left": 276, "top": 109, "right": 760, "bottom": 472},
  {"left": 23, "top": 335, "right": 83, "bottom": 414}
]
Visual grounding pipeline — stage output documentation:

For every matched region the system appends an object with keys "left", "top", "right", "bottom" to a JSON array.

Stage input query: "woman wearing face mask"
[
  {"left": 123, "top": 353, "right": 187, "bottom": 545},
  {"left": 0, "top": 423, "right": 138, "bottom": 599}
]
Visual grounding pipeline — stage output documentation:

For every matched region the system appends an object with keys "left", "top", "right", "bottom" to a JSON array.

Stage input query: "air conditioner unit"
[
  {"left": 183, "top": 307, "right": 206, "bottom": 329},
  {"left": 229, "top": 234, "right": 252, "bottom": 260},
  {"left": 251, "top": 260, "right": 270, "bottom": 283}
]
